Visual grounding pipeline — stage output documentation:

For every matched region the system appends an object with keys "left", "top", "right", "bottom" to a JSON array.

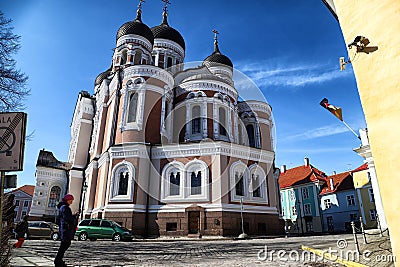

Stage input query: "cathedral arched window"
[
  {"left": 48, "top": 186, "right": 61, "bottom": 207},
  {"left": 110, "top": 162, "right": 135, "bottom": 202},
  {"left": 249, "top": 164, "right": 268, "bottom": 203},
  {"left": 246, "top": 124, "right": 255, "bottom": 148},
  {"left": 127, "top": 93, "right": 138, "bottom": 123},
  {"left": 120, "top": 49, "right": 128, "bottom": 65},
  {"left": 219, "top": 107, "right": 227, "bottom": 136},
  {"left": 191, "top": 105, "right": 201, "bottom": 135},
  {"left": 161, "top": 161, "right": 184, "bottom": 200},
  {"left": 230, "top": 161, "right": 250, "bottom": 201},
  {"left": 134, "top": 50, "right": 142, "bottom": 65},
  {"left": 190, "top": 171, "right": 202, "bottom": 195}
]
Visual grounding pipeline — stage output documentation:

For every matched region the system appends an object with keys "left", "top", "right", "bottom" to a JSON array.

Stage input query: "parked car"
[
  {"left": 27, "top": 221, "right": 59, "bottom": 240},
  {"left": 75, "top": 219, "right": 133, "bottom": 241}
]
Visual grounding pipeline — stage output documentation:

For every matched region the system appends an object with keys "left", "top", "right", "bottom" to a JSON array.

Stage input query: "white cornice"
[
  {"left": 109, "top": 143, "right": 150, "bottom": 159},
  {"left": 151, "top": 142, "right": 274, "bottom": 163},
  {"left": 116, "top": 34, "right": 153, "bottom": 52},
  {"left": 176, "top": 79, "right": 238, "bottom": 100},
  {"left": 123, "top": 65, "right": 174, "bottom": 88},
  {"left": 148, "top": 203, "right": 278, "bottom": 214},
  {"left": 153, "top": 38, "right": 185, "bottom": 58}
]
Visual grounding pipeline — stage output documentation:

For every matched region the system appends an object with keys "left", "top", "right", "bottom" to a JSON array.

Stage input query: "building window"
[
  {"left": 39, "top": 192, "right": 43, "bottom": 196},
  {"left": 251, "top": 174, "right": 261, "bottom": 198},
  {"left": 127, "top": 93, "right": 138, "bottom": 123},
  {"left": 21, "top": 211, "right": 27, "bottom": 217},
  {"left": 190, "top": 171, "right": 202, "bottom": 195},
  {"left": 167, "top": 57, "right": 173, "bottom": 68},
  {"left": 290, "top": 190, "right": 296, "bottom": 202},
  {"left": 134, "top": 50, "right": 142, "bottom": 65},
  {"left": 292, "top": 206, "right": 297, "bottom": 216},
  {"left": 23, "top": 200, "right": 29, "bottom": 207},
  {"left": 302, "top": 188, "right": 310, "bottom": 199},
  {"left": 235, "top": 172, "right": 244, "bottom": 196},
  {"left": 368, "top": 188, "right": 375, "bottom": 203},
  {"left": 303, "top": 203, "right": 312, "bottom": 215},
  {"left": 191, "top": 106, "right": 201, "bottom": 134},
  {"left": 48, "top": 186, "right": 61, "bottom": 207},
  {"left": 166, "top": 222, "right": 177, "bottom": 231},
  {"left": 110, "top": 162, "right": 135, "bottom": 202},
  {"left": 347, "top": 195, "right": 355, "bottom": 206},
  {"left": 118, "top": 172, "right": 129, "bottom": 195},
  {"left": 246, "top": 124, "right": 255, "bottom": 148},
  {"left": 120, "top": 49, "right": 127, "bottom": 65},
  {"left": 324, "top": 199, "right": 331, "bottom": 209},
  {"left": 306, "top": 221, "right": 313, "bottom": 232},
  {"left": 370, "top": 209, "right": 377, "bottom": 221},
  {"left": 350, "top": 213, "right": 358, "bottom": 222},
  {"left": 219, "top": 107, "right": 227, "bottom": 136},
  {"left": 169, "top": 172, "right": 181, "bottom": 196},
  {"left": 15, "top": 200, "right": 20, "bottom": 207}
]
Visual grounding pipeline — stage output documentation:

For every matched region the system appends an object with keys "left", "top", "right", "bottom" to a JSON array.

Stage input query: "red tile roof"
[
  {"left": 320, "top": 172, "right": 354, "bottom": 195},
  {"left": 279, "top": 164, "right": 327, "bottom": 189},
  {"left": 9, "top": 185, "right": 35, "bottom": 196},
  {"left": 351, "top": 163, "right": 368, "bottom": 173}
]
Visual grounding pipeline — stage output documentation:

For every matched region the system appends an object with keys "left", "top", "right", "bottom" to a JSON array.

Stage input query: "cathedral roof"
[
  {"left": 151, "top": 12, "right": 185, "bottom": 50},
  {"left": 203, "top": 36, "right": 233, "bottom": 68},
  {"left": 116, "top": 9, "right": 154, "bottom": 45}
]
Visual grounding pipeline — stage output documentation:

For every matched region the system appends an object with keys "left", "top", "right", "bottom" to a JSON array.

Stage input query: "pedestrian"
[
  {"left": 13, "top": 215, "right": 29, "bottom": 248},
  {"left": 54, "top": 194, "right": 79, "bottom": 267}
]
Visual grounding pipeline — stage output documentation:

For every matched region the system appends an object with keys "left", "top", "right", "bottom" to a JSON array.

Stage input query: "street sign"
[{"left": 0, "top": 112, "right": 27, "bottom": 171}]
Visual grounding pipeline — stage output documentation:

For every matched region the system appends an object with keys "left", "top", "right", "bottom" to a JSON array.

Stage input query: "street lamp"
[
  {"left": 238, "top": 197, "right": 248, "bottom": 239},
  {"left": 80, "top": 182, "right": 88, "bottom": 219}
]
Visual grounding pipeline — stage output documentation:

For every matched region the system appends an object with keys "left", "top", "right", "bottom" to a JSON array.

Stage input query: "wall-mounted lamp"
[{"left": 348, "top": 36, "right": 378, "bottom": 54}]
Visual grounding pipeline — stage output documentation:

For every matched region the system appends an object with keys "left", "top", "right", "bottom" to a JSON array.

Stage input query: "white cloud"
[
  {"left": 282, "top": 124, "right": 348, "bottom": 141},
  {"left": 236, "top": 61, "right": 351, "bottom": 88}
]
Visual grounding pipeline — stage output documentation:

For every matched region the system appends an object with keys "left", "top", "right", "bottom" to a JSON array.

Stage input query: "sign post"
[{"left": 0, "top": 112, "right": 27, "bottom": 245}]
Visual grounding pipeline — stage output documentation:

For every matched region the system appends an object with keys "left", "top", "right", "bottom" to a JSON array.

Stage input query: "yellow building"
[
  {"left": 323, "top": 1, "right": 400, "bottom": 264},
  {"left": 352, "top": 164, "right": 377, "bottom": 229}
]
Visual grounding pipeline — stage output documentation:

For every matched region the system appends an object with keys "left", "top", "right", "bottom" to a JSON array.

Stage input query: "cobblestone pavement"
[{"left": 10, "top": 235, "right": 353, "bottom": 266}]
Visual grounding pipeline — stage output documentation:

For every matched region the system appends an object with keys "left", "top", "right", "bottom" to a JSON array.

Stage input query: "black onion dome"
[
  {"left": 95, "top": 69, "right": 111, "bottom": 86},
  {"left": 151, "top": 13, "right": 185, "bottom": 49},
  {"left": 116, "top": 10, "right": 154, "bottom": 44},
  {"left": 203, "top": 39, "right": 233, "bottom": 68},
  {"left": 203, "top": 52, "right": 233, "bottom": 68}
]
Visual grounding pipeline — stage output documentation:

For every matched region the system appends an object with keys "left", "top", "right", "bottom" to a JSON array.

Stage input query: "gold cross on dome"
[
  {"left": 212, "top": 29, "right": 219, "bottom": 41},
  {"left": 138, "top": 0, "right": 145, "bottom": 10},
  {"left": 162, "top": 0, "right": 171, "bottom": 12}
]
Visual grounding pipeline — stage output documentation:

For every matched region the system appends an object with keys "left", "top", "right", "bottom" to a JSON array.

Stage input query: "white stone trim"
[
  {"left": 109, "top": 160, "right": 135, "bottom": 202},
  {"left": 123, "top": 65, "right": 174, "bottom": 88},
  {"left": 148, "top": 203, "right": 278, "bottom": 214},
  {"left": 120, "top": 84, "right": 146, "bottom": 131},
  {"left": 116, "top": 34, "right": 153, "bottom": 52},
  {"left": 109, "top": 144, "right": 150, "bottom": 159},
  {"left": 153, "top": 38, "right": 185, "bottom": 59}
]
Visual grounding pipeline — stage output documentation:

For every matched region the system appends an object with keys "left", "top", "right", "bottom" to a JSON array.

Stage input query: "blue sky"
[{"left": 2, "top": 0, "right": 366, "bottom": 187}]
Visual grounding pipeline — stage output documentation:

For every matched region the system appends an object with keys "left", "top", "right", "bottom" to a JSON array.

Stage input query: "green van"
[{"left": 75, "top": 219, "right": 133, "bottom": 241}]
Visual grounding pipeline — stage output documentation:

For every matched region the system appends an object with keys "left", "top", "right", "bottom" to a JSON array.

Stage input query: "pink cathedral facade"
[{"left": 67, "top": 2, "right": 283, "bottom": 237}]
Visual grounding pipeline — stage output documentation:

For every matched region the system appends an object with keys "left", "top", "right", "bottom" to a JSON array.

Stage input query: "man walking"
[
  {"left": 13, "top": 215, "right": 29, "bottom": 248},
  {"left": 54, "top": 194, "right": 79, "bottom": 267}
]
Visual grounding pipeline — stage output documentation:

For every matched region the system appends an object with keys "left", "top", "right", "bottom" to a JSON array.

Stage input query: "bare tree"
[{"left": 0, "top": 11, "right": 29, "bottom": 112}]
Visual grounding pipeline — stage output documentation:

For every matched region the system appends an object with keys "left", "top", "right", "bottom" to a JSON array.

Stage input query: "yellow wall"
[
  {"left": 352, "top": 171, "right": 369, "bottom": 189},
  {"left": 333, "top": 1, "right": 400, "bottom": 264}
]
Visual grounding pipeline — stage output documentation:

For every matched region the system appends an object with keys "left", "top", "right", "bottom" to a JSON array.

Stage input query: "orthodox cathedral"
[{"left": 64, "top": 1, "right": 283, "bottom": 236}]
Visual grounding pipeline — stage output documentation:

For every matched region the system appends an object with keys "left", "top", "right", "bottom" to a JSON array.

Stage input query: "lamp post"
[
  {"left": 238, "top": 197, "right": 248, "bottom": 239},
  {"left": 80, "top": 182, "right": 88, "bottom": 219}
]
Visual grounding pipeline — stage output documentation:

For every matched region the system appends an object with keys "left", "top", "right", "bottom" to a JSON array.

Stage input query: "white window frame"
[
  {"left": 302, "top": 187, "right": 310, "bottom": 199},
  {"left": 290, "top": 190, "right": 296, "bottom": 202},
  {"left": 184, "top": 159, "right": 209, "bottom": 201},
  {"left": 368, "top": 188, "right": 375, "bottom": 203},
  {"left": 120, "top": 77, "right": 146, "bottom": 131},
  {"left": 303, "top": 203, "right": 312, "bottom": 215},
  {"left": 160, "top": 87, "right": 173, "bottom": 141},
  {"left": 230, "top": 160, "right": 250, "bottom": 202},
  {"left": 213, "top": 93, "right": 232, "bottom": 142},
  {"left": 346, "top": 194, "right": 355, "bottom": 206},
  {"left": 248, "top": 164, "right": 268, "bottom": 204},
  {"left": 109, "top": 161, "right": 135, "bottom": 202},
  {"left": 292, "top": 206, "right": 297, "bottom": 216},
  {"left": 324, "top": 199, "right": 332, "bottom": 209},
  {"left": 184, "top": 92, "right": 207, "bottom": 141},
  {"left": 369, "top": 209, "right": 377, "bottom": 221}
]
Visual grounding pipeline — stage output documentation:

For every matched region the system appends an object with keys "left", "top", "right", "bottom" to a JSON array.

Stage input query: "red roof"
[
  {"left": 351, "top": 163, "right": 368, "bottom": 173},
  {"left": 9, "top": 185, "right": 35, "bottom": 196},
  {"left": 320, "top": 172, "right": 354, "bottom": 195},
  {"left": 279, "top": 164, "right": 326, "bottom": 189}
]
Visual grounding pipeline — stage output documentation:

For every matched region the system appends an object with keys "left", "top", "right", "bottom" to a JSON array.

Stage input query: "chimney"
[
  {"left": 280, "top": 165, "right": 286, "bottom": 174},
  {"left": 330, "top": 178, "right": 334, "bottom": 191},
  {"left": 304, "top": 157, "right": 309, "bottom": 167}
]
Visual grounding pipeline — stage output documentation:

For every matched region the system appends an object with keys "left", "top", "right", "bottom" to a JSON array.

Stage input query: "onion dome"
[
  {"left": 151, "top": 11, "right": 185, "bottom": 50},
  {"left": 116, "top": 3, "right": 154, "bottom": 44},
  {"left": 94, "top": 68, "right": 111, "bottom": 86},
  {"left": 203, "top": 31, "right": 233, "bottom": 68}
]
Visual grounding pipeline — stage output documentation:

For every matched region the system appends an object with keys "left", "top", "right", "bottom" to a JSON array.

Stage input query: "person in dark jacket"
[
  {"left": 13, "top": 215, "right": 29, "bottom": 248},
  {"left": 54, "top": 194, "right": 79, "bottom": 267}
]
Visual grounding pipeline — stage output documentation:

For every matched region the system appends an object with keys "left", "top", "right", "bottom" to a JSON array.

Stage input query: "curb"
[{"left": 301, "top": 245, "right": 370, "bottom": 267}]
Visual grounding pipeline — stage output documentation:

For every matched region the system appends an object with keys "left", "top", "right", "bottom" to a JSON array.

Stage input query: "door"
[
  {"left": 100, "top": 220, "right": 115, "bottom": 238},
  {"left": 327, "top": 216, "right": 334, "bottom": 232},
  {"left": 188, "top": 211, "right": 200, "bottom": 234}
]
